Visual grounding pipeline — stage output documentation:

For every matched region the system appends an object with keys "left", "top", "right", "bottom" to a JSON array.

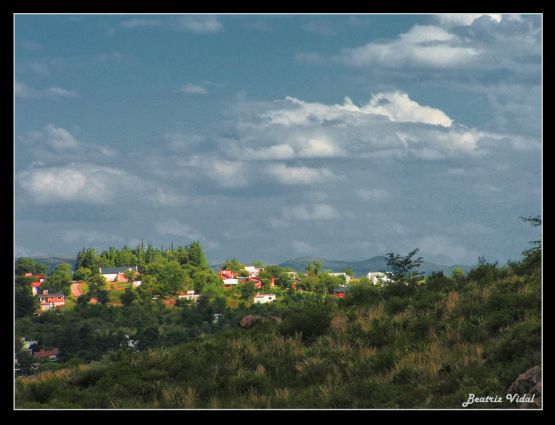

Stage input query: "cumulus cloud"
[
  {"left": 434, "top": 13, "right": 504, "bottom": 27},
  {"left": 18, "top": 163, "right": 127, "bottom": 204},
  {"left": 259, "top": 92, "right": 452, "bottom": 127},
  {"left": 180, "top": 83, "right": 208, "bottom": 95},
  {"left": 339, "top": 25, "right": 481, "bottom": 68},
  {"left": 21, "top": 124, "right": 80, "bottom": 151},
  {"left": 265, "top": 164, "right": 338, "bottom": 185},
  {"left": 225, "top": 92, "right": 502, "bottom": 164},
  {"left": 177, "top": 15, "right": 223, "bottom": 33}
]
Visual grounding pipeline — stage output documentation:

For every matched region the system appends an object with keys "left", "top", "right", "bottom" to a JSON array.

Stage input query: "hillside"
[
  {"left": 15, "top": 251, "right": 541, "bottom": 408},
  {"left": 278, "top": 256, "right": 472, "bottom": 277}
]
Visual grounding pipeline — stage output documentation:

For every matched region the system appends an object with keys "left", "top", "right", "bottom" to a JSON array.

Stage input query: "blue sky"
[{"left": 15, "top": 14, "right": 542, "bottom": 266}]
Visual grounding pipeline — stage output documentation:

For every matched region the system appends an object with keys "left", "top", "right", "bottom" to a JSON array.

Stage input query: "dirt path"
[{"left": 71, "top": 282, "right": 84, "bottom": 297}]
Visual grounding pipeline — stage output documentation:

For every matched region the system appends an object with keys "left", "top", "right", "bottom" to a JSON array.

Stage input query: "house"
[
  {"left": 30, "top": 281, "right": 42, "bottom": 296},
  {"left": 244, "top": 266, "right": 263, "bottom": 278},
  {"left": 99, "top": 266, "right": 139, "bottom": 282},
  {"left": 327, "top": 272, "right": 352, "bottom": 283},
  {"left": 367, "top": 272, "right": 392, "bottom": 285},
  {"left": 33, "top": 349, "right": 59, "bottom": 362},
  {"left": 253, "top": 294, "right": 276, "bottom": 304},
  {"left": 223, "top": 278, "right": 239, "bottom": 287},
  {"left": 36, "top": 274, "right": 46, "bottom": 283},
  {"left": 333, "top": 285, "right": 350, "bottom": 298},
  {"left": 220, "top": 270, "right": 235, "bottom": 279},
  {"left": 132, "top": 280, "right": 142, "bottom": 288},
  {"left": 248, "top": 277, "right": 262, "bottom": 289},
  {"left": 178, "top": 290, "right": 200, "bottom": 301},
  {"left": 37, "top": 290, "right": 65, "bottom": 311}
]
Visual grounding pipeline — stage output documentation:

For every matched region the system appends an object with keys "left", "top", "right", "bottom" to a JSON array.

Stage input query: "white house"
[
  {"left": 244, "top": 266, "right": 263, "bottom": 277},
  {"left": 367, "top": 272, "right": 392, "bottom": 285},
  {"left": 253, "top": 294, "right": 276, "bottom": 304},
  {"left": 327, "top": 272, "right": 352, "bottom": 283},
  {"left": 223, "top": 278, "right": 239, "bottom": 286},
  {"left": 99, "top": 266, "right": 139, "bottom": 282},
  {"left": 178, "top": 290, "right": 200, "bottom": 301}
]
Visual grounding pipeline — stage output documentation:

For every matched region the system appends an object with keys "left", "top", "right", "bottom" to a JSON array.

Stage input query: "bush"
[{"left": 279, "top": 305, "right": 331, "bottom": 342}]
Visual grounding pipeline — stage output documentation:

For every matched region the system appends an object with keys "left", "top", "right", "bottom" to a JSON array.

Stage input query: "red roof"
[
  {"left": 220, "top": 270, "right": 235, "bottom": 279},
  {"left": 33, "top": 350, "right": 58, "bottom": 359},
  {"left": 36, "top": 274, "right": 46, "bottom": 279},
  {"left": 31, "top": 282, "right": 42, "bottom": 287}
]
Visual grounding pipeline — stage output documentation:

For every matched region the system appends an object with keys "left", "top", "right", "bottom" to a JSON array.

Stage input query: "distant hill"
[
  {"left": 278, "top": 256, "right": 472, "bottom": 277},
  {"left": 19, "top": 256, "right": 77, "bottom": 273}
]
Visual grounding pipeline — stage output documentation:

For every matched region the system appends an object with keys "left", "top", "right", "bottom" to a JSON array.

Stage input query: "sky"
[{"left": 14, "top": 13, "right": 542, "bottom": 266}]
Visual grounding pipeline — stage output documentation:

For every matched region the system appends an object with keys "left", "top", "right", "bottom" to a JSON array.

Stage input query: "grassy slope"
[{"left": 16, "top": 259, "right": 540, "bottom": 409}]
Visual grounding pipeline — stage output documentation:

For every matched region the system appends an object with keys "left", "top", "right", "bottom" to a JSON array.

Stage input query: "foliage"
[{"left": 384, "top": 248, "right": 424, "bottom": 285}]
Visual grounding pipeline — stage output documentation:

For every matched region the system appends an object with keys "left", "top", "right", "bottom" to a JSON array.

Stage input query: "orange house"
[{"left": 37, "top": 290, "right": 65, "bottom": 311}]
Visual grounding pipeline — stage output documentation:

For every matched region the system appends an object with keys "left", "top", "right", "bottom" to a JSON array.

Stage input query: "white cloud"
[
  {"left": 265, "top": 164, "right": 338, "bottom": 185},
  {"left": 340, "top": 25, "right": 480, "bottom": 68},
  {"left": 15, "top": 82, "right": 79, "bottom": 99},
  {"left": 209, "top": 160, "right": 249, "bottom": 187},
  {"left": 156, "top": 219, "right": 203, "bottom": 240},
  {"left": 177, "top": 16, "right": 223, "bottom": 33},
  {"left": 180, "top": 83, "right": 208, "bottom": 95},
  {"left": 260, "top": 92, "right": 452, "bottom": 128},
  {"left": 435, "top": 14, "right": 504, "bottom": 27},
  {"left": 46, "top": 87, "right": 79, "bottom": 98},
  {"left": 18, "top": 163, "right": 126, "bottom": 204},
  {"left": 23, "top": 124, "right": 80, "bottom": 151},
  {"left": 120, "top": 18, "right": 162, "bottom": 29},
  {"left": 341, "top": 92, "right": 453, "bottom": 127}
]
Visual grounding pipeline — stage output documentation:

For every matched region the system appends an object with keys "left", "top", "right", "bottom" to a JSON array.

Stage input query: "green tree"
[
  {"left": 15, "top": 257, "right": 47, "bottom": 276},
  {"left": 343, "top": 268, "right": 355, "bottom": 277},
  {"left": 76, "top": 248, "right": 101, "bottom": 271},
  {"left": 189, "top": 241, "right": 208, "bottom": 268},
  {"left": 385, "top": 248, "right": 424, "bottom": 285},
  {"left": 305, "top": 260, "right": 321, "bottom": 276},
  {"left": 121, "top": 288, "right": 137, "bottom": 306},
  {"left": 222, "top": 258, "right": 243, "bottom": 273},
  {"left": 73, "top": 266, "right": 92, "bottom": 281},
  {"left": 46, "top": 263, "right": 73, "bottom": 295},
  {"left": 15, "top": 285, "right": 36, "bottom": 318}
]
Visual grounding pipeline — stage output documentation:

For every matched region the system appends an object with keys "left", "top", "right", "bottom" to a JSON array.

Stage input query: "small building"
[
  {"left": 244, "top": 266, "right": 263, "bottom": 278},
  {"left": 37, "top": 290, "right": 65, "bottom": 311},
  {"left": 220, "top": 270, "right": 235, "bottom": 279},
  {"left": 333, "top": 285, "right": 350, "bottom": 298},
  {"left": 132, "top": 280, "right": 142, "bottom": 288},
  {"left": 248, "top": 277, "right": 262, "bottom": 289},
  {"left": 30, "top": 281, "right": 42, "bottom": 296},
  {"left": 223, "top": 278, "right": 239, "bottom": 287},
  {"left": 99, "top": 266, "right": 139, "bottom": 282},
  {"left": 253, "top": 294, "right": 276, "bottom": 304},
  {"left": 327, "top": 272, "right": 352, "bottom": 283},
  {"left": 178, "top": 290, "right": 200, "bottom": 301},
  {"left": 367, "top": 272, "right": 392, "bottom": 285}
]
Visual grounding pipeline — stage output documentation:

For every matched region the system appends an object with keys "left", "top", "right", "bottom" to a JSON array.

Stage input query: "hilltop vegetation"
[{"left": 15, "top": 229, "right": 541, "bottom": 408}]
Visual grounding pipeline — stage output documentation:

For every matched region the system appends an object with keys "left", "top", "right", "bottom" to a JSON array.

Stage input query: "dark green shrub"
[{"left": 279, "top": 305, "right": 331, "bottom": 341}]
